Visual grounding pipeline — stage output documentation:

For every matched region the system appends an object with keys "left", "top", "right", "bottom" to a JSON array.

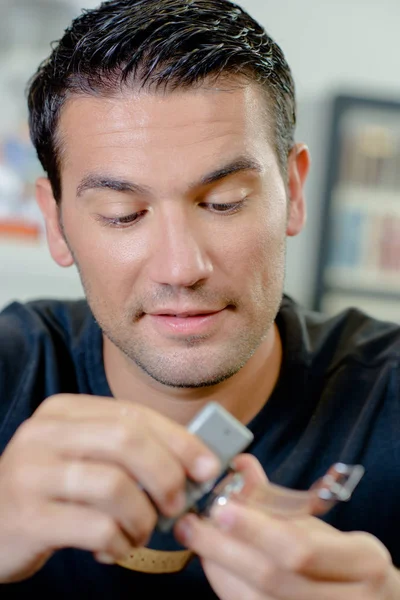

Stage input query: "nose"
[{"left": 148, "top": 208, "right": 213, "bottom": 288}]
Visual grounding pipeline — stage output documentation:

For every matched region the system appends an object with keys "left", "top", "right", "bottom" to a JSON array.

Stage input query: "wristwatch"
[{"left": 117, "top": 547, "right": 194, "bottom": 574}]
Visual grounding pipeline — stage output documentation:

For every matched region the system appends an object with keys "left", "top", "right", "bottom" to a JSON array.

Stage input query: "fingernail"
[
  {"left": 211, "top": 502, "right": 236, "bottom": 530},
  {"left": 175, "top": 516, "right": 194, "bottom": 544},
  {"left": 193, "top": 456, "right": 220, "bottom": 480},
  {"left": 96, "top": 552, "right": 115, "bottom": 564}
]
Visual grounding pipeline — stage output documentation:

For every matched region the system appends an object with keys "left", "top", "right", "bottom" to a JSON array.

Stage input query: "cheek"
[
  {"left": 62, "top": 210, "right": 148, "bottom": 296},
  {"left": 222, "top": 205, "right": 287, "bottom": 279}
]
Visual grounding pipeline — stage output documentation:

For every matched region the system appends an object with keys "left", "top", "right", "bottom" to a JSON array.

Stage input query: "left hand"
[{"left": 175, "top": 454, "right": 400, "bottom": 600}]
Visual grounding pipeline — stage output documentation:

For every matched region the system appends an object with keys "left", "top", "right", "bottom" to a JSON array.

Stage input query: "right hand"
[{"left": 0, "top": 394, "right": 221, "bottom": 583}]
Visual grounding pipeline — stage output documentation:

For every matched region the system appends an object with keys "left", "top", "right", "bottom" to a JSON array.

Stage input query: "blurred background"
[{"left": 1, "top": 0, "right": 400, "bottom": 321}]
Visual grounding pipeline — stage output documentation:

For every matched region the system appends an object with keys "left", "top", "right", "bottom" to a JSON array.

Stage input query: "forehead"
[{"left": 57, "top": 82, "right": 277, "bottom": 184}]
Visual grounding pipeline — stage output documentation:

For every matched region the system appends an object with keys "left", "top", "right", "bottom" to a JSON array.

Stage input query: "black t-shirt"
[{"left": 1, "top": 295, "right": 400, "bottom": 598}]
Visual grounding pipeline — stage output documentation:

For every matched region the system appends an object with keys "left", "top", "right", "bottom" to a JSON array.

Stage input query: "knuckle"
[
  {"left": 18, "top": 416, "right": 58, "bottom": 444},
  {"left": 352, "top": 532, "right": 391, "bottom": 587},
  {"left": 161, "top": 464, "right": 186, "bottom": 496},
  {"left": 286, "top": 541, "right": 316, "bottom": 573},
  {"left": 172, "top": 432, "right": 199, "bottom": 462},
  {"left": 133, "top": 509, "right": 157, "bottom": 544},
  {"left": 102, "top": 470, "right": 128, "bottom": 500},
  {"left": 186, "top": 434, "right": 209, "bottom": 461},
  {"left": 155, "top": 473, "right": 186, "bottom": 513},
  {"left": 120, "top": 401, "right": 142, "bottom": 422},
  {"left": 96, "top": 517, "right": 120, "bottom": 550},
  {"left": 36, "top": 394, "right": 66, "bottom": 414},
  {"left": 13, "top": 418, "right": 37, "bottom": 445},
  {"left": 368, "top": 557, "right": 391, "bottom": 587},
  {"left": 144, "top": 506, "right": 158, "bottom": 532},
  {"left": 112, "top": 421, "right": 145, "bottom": 453}
]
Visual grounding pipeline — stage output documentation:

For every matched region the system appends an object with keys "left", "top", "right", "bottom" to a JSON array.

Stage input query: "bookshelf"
[{"left": 314, "top": 94, "right": 400, "bottom": 323}]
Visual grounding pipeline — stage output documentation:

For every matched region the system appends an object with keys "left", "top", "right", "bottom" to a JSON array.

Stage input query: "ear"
[
  {"left": 35, "top": 177, "right": 74, "bottom": 267},
  {"left": 286, "top": 143, "right": 310, "bottom": 237}
]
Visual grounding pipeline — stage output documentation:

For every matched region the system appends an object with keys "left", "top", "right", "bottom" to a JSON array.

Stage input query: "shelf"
[
  {"left": 324, "top": 265, "right": 400, "bottom": 295},
  {"left": 321, "top": 291, "right": 400, "bottom": 323},
  {"left": 314, "top": 94, "right": 400, "bottom": 312},
  {"left": 332, "top": 184, "right": 400, "bottom": 216}
]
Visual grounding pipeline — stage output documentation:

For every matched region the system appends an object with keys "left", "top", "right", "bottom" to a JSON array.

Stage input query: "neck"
[{"left": 103, "top": 323, "right": 282, "bottom": 426}]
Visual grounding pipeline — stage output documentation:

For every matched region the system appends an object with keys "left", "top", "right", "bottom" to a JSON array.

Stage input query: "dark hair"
[{"left": 27, "top": 0, "right": 296, "bottom": 202}]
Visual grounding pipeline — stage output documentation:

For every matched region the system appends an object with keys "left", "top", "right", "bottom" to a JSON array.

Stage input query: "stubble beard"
[
  {"left": 78, "top": 281, "right": 283, "bottom": 388},
  {"left": 68, "top": 234, "right": 286, "bottom": 389}
]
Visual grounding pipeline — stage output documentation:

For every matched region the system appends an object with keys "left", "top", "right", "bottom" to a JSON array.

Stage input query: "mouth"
[
  {"left": 151, "top": 309, "right": 222, "bottom": 318},
  {"left": 146, "top": 308, "right": 227, "bottom": 336}
]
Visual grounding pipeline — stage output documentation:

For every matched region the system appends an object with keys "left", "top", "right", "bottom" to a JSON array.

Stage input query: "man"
[{"left": 0, "top": 0, "right": 399, "bottom": 597}]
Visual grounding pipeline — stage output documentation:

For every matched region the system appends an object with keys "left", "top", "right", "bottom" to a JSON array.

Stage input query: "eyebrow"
[
  {"left": 76, "top": 176, "right": 151, "bottom": 198},
  {"left": 76, "top": 156, "right": 263, "bottom": 198},
  {"left": 197, "top": 157, "right": 263, "bottom": 187}
]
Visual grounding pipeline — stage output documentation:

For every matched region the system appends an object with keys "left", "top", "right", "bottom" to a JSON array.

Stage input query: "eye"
[
  {"left": 94, "top": 210, "right": 146, "bottom": 228},
  {"left": 201, "top": 200, "right": 245, "bottom": 214}
]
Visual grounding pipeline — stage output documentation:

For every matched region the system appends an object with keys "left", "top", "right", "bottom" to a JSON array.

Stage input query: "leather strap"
[{"left": 117, "top": 547, "right": 194, "bottom": 574}]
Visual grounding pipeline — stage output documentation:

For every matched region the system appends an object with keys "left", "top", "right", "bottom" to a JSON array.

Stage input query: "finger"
[
  {"left": 58, "top": 460, "right": 157, "bottom": 546},
  {"left": 24, "top": 455, "right": 157, "bottom": 546},
  {"left": 26, "top": 419, "right": 192, "bottom": 516},
  {"left": 229, "top": 454, "right": 271, "bottom": 501},
  {"left": 36, "top": 502, "right": 132, "bottom": 562},
  {"left": 201, "top": 559, "right": 275, "bottom": 600},
  {"left": 209, "top": 500, "right": 392, "bottom": 582},
  {"left": 37, "top": 395, "right": 221, "bottom": 481},
  {"left": 231, "top": 454, "right": 269, "bottom": 486},
  {"left": 177, "top": 515, "right": 363, "bottom": 599}
]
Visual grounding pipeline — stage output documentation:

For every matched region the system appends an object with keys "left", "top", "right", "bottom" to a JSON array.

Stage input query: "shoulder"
[
  {"left": 278, "top": 295, "right": 400, "bottom": 371},
  {"left": 0, "top": 298, "right": 92, "bottom": 355},
  {"left": 0, "top": 298, "right": 94, "bottom": 390},
  {"left": 0, "top": 299, "right": 94, "bottom": 450}
]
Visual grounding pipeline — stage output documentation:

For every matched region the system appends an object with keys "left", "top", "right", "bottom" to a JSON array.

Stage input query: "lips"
[
  {"left": 150, "top": 309, "right": 221, "bottom": 318},
  {"left": 146, "top": 308, "right": 226, "bottom": 336}
]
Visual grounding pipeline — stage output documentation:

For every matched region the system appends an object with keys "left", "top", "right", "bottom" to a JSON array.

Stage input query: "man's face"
[{"left": 40, "top": 82, "right": 306, "bottom": 387}]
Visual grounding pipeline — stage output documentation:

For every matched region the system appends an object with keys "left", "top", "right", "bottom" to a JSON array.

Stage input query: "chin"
[{"left": 137, "top": 361, "right": 243, "bottom": 389}]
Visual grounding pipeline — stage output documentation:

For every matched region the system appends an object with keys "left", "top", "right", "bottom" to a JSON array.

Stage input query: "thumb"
[{"left": 230, "top": 453, "right": 269, "bottom": 487}]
